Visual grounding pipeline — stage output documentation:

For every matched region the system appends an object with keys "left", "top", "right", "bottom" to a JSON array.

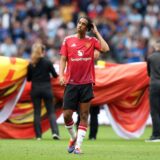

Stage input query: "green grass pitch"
[{"left": 0, "top": 125, "right": 160, "bottom": 160}]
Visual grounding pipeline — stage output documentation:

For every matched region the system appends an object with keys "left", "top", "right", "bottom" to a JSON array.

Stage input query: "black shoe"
[
  {"left": 145, "top": 136, "right": 160, "bottom": 142},
  {"left": 53, "top": 134, "right": 60, "bottom": 140}
]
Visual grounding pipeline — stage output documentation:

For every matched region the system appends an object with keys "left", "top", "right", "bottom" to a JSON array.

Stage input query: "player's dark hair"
[{"left": 77, "top": 16, "right": 93, "bottom": 31}]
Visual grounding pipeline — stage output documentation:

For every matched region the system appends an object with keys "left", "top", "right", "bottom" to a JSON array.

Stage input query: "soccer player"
[{"left": 59, "top": 16, "right": 110, "bottom": 154}]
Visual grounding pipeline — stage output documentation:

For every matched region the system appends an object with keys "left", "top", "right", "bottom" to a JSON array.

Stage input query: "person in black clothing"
[
  {"left": 88, "top": 106, "right": 100, "bottom": 140},
  {"left": 146, "top": 40, "right": 160, "bottom": 142},
  {"left": 27, "top": 42, "right": 60, "bottom": 140}
]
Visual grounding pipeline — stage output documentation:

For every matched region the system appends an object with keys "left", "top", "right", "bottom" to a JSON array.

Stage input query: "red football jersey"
[{"left": 60, "top": 35, "right": 101, "bottom": 84}]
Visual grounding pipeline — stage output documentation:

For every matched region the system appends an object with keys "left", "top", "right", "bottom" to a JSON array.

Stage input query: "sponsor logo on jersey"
[{"left": 77, "top": 50, "right": 84, "bottom": 56}]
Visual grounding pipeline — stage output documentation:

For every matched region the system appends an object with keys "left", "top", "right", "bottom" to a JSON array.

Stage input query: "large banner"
[{"left": 0, "top": 56, "right": 150, "bottom": 139}]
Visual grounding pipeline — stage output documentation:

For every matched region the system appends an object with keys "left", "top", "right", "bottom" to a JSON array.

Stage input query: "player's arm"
[
  {"left": 92, "top": 23, "right": 110, "bottom": 52},
  {"left": 59, "top": 55, "right": 67, "bottom": 85}
]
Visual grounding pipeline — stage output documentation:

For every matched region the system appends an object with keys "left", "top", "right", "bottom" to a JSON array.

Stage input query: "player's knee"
[{"left": 63, "top": 110, "right": 72, "bottom": 122}]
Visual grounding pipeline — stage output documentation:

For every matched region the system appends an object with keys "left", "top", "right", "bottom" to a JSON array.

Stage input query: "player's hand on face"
[{"left": 91, "top": 23, "right": 98, "bottom": 34}]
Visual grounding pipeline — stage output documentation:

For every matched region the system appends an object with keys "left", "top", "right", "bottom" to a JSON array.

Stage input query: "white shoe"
[
  {"left": 53, "top": 134, "right": 60, "bottom": 140},
  {"left": 145, "top": 136, "right": 160, "bottom": 142},
  {"left": 36, "top": 137, "right": 42, "bottom": 141},
  {"left": 145, "top": 139, "right": 160, "bottom": 142}
]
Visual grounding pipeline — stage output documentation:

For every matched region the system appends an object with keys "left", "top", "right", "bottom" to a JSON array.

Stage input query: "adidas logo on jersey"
[{"left": 71, "top": 43, "right": 76, "bottom": 47}]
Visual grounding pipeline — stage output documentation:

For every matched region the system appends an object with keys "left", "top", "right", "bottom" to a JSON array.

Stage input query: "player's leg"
[
  {"left": 74, "top": 102, "right": 90, "bottom": 154},
  {"left": 74, "top": 83, "right": 94, "bottom": 154},
  {"left": 63, "top": 84, "right": 78, "bottom": 153}
]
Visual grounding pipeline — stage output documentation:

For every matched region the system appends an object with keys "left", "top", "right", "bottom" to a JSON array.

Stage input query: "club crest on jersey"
[
  {"left": 77, "top": 50, "right": 84, "bottom": 56},
  {"left": 85, "top": 42, "right": 91, "bottom": 48}
]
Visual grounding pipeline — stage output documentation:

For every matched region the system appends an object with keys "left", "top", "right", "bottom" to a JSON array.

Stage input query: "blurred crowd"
[{"left": 0, "top": 0, "right": 160, "bottom": 63}]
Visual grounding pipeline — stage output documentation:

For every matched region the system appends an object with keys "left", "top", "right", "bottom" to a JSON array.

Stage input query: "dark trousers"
[
  {"left": 31, "top": 84, "right": 59, "bottom": 138},
  {"left": 149, "top": 83, "right": 160, "bottom": 137},
  {"left": 89, "top": 106, "right": 100, "bottom": 139}
]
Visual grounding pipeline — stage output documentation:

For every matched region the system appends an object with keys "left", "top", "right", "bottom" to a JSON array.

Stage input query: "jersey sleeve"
[
  {"left": 60, "top": 37, "right": 68, "bottom": 57},
  {"left": 93, "top": 37, "right": 101, "bottom": 51}
]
